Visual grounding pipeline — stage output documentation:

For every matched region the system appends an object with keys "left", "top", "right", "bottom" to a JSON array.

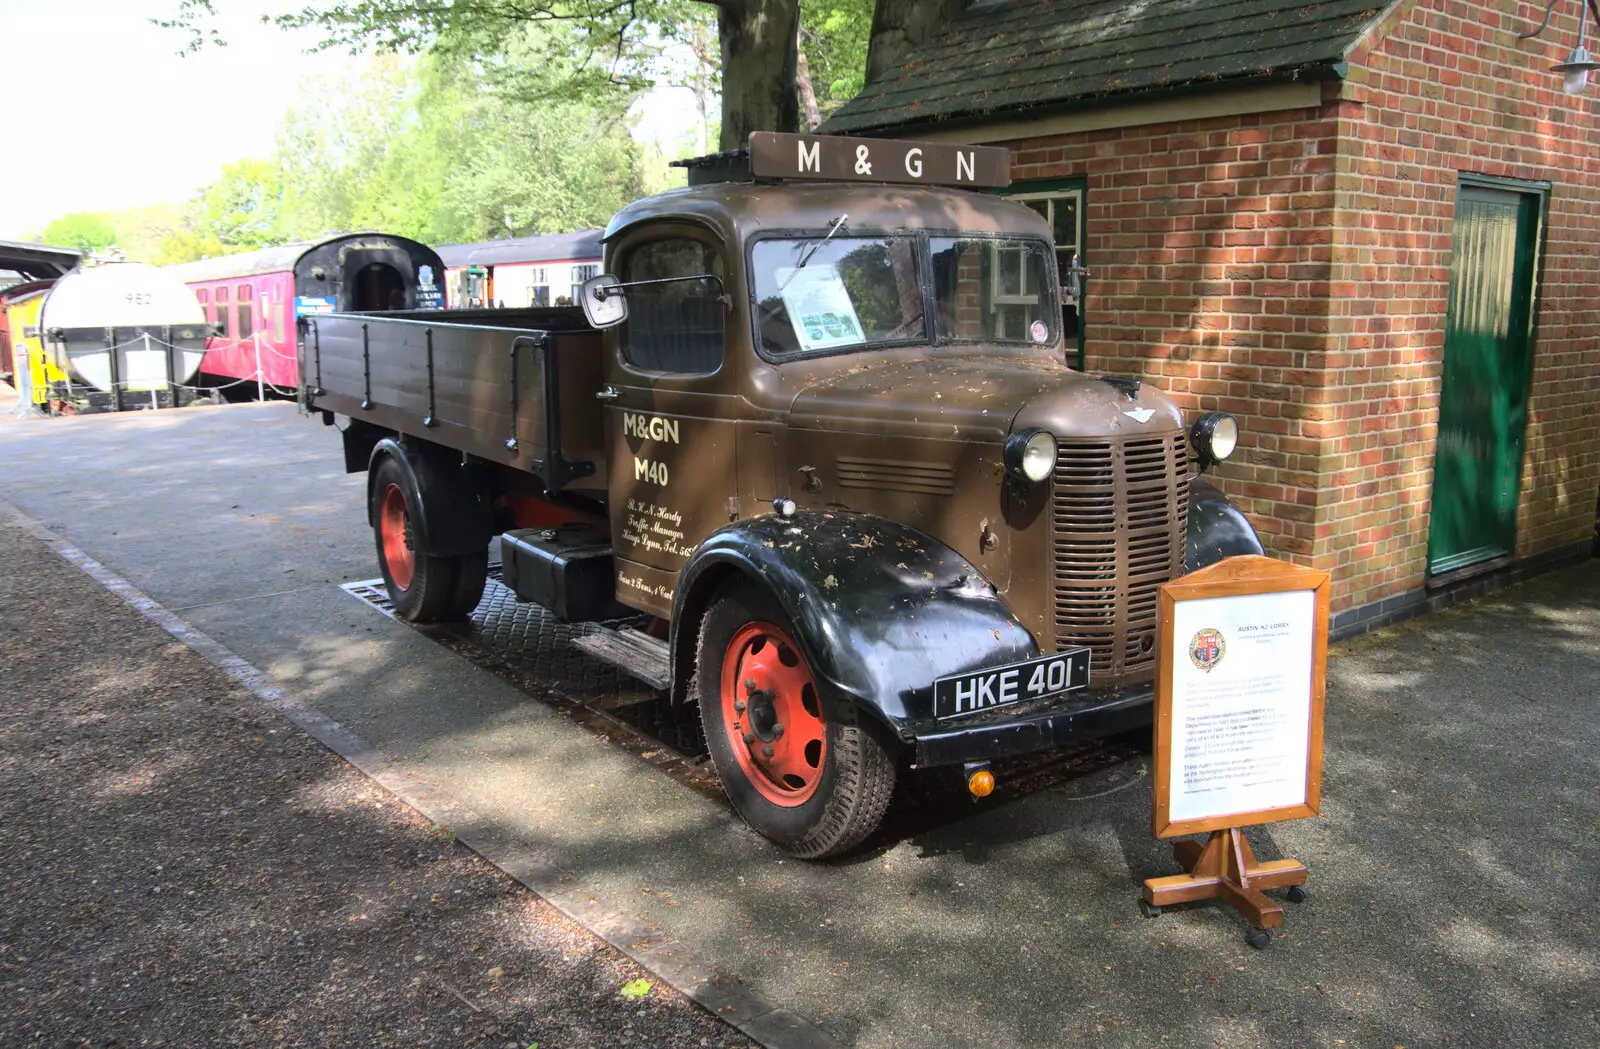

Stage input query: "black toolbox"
[{"left": 499, "top": 525, "right": 631, "bottom": 622}]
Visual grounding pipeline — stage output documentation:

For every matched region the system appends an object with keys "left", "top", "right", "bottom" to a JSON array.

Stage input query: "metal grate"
[{"left": 1051, "top": 431, "right": 1188, "bottom": 683}]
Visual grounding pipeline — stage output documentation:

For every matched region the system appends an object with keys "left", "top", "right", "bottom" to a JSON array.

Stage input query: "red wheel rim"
[
  {"left": 719, "top": 622, "right": 828, "bottom": 807},
  {"left": 378, "top": 483, "right": 415, "bottom": 591}
]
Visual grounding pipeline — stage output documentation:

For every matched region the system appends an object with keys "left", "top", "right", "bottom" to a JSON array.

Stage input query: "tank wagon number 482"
[{"left": 302, "top": 133, "right": 1264, "bottom": 859}]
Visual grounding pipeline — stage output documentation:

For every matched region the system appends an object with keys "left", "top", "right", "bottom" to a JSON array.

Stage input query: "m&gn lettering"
[{"left": 623, "top": 413, "right": 680, "bottom": 444}]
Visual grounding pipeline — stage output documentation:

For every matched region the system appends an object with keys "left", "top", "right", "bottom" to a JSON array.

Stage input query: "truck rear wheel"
[
  {"left": 695, "top": 580, "right": 896, "bottom": 859},
  {"left": 371, "top": 457, "right": 481, "bottom": 623}
]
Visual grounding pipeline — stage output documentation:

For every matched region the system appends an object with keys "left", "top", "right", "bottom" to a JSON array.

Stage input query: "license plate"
[{"left": 933, "top": 648, "right": 1090, "bottom": 720}]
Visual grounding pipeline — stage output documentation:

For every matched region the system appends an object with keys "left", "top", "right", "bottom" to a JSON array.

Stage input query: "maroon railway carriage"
[{"left": 166, "top": 233, "right": 445, "bottom": 395}]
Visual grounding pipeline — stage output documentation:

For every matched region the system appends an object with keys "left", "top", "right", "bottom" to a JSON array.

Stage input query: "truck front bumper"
[{"left": 910, "top": 686, "right": 1153, "bottom": 767}]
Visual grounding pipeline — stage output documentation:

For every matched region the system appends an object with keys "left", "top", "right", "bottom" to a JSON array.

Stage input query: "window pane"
[
  {"left": 239, "top": 284, "right": 253, "bottom": 301},
  {"left": 752, "top": 237, "right": 924, "bottom": 357},
  {"left": 214, "top": 306, "right": 230, "bottom": 337},
  {"left": 1052, "top": 196, "right": 1078, "bottom": 250},
  {"left": 620, "top": 239, "right": 725, "bottom": 374},
  {"left": 238, "top": 303, "right": 253, "bottom": 339},
  {"left": 1023, "top": 199, "right": 1049, "bottom": 221},
  {"left": 930, "top": 237, "right": 1055, "bottom": 344},
  {"left": 216, "top": 285, "right": 229, "bottom": 303}
]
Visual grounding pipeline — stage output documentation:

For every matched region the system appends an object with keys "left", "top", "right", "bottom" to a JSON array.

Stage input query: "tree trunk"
[
  {"left": 866, "top": 0, "right": 966, "bottom": 85},
  {"left": 796, "top": 28, "right": 822, "bottom": 131},
  {"left": 718, "top": 0, "right": 800, "bottom": 150}
]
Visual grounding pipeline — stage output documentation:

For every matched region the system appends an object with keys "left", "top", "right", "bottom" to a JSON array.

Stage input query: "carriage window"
[
  {"left": 619, "top": 238, "right": 724, "bottom": 374},
  {"left": 214, "top": 305, "right": 231, "bottom": 337},
  {"left": 216, "top": 285, "right": 229, "bottom": 302},
  {"left": 570, "top": 264, "right": 599, "bottom": 305},
  {"left": 238, "top": 302, "right": 253, "bottom": 339},
  {"left": 239, "top": 284, "right": 253, "bottom": 301},
  {"left": 196, "top": 288, "right": 209, "bottom": 304}
]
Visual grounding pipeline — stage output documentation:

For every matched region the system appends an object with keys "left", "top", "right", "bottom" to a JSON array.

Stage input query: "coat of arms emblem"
[{"left": 1189, "top": 627, "right": 1226, "bottom": 672}]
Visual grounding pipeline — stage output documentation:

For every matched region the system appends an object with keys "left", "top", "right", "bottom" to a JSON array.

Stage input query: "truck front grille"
[{"left": 1050, "top": 432, "right": 1189, "bottom": 684}]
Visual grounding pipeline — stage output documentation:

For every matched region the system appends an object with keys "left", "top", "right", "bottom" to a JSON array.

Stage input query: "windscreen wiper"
[{"left": 779, "top": 213, "right": 849, "bottom": 291}]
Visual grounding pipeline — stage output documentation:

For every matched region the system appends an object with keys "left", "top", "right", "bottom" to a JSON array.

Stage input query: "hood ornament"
[{"left": 1123, "top": 407, "right": 1156, "bottom": 423}]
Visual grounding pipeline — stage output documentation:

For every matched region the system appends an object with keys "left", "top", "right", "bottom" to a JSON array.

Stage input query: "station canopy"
[{"left": 0, "top": 239, "right": 82, "bottom": 287}]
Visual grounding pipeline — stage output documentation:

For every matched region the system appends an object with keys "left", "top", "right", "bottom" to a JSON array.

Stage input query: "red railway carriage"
[{"left": 166, "top": 233, "right": 445, "bottom": 395}]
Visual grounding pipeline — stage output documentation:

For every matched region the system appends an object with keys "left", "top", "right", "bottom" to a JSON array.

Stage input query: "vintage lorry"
[{"left": 300, "top": 133, "right": 1263, "bottom": 858}]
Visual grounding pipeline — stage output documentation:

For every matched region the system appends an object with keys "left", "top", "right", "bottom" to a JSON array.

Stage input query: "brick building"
[{"left": 823, "top": 0, "right": 1600, "bottom": 634}]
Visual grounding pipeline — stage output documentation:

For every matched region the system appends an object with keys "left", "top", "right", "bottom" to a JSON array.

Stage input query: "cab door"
[{"left": 603, "top": 230, "right": 738, "bottom": 618}]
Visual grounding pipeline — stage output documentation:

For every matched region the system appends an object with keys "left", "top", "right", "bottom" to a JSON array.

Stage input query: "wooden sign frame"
[
  {"left": 1152, "top": 554, "right": 1331, "bottom": 838},
  {"left": 1143, "top": 555, "right": 1331, "bottom": 943}
]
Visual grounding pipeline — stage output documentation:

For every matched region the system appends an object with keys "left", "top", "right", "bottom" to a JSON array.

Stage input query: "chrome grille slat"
[{"left": 1051, "top": 431, "right": 1188, "bottom": 682}]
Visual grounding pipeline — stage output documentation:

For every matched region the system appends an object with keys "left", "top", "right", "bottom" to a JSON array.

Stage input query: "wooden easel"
[
  {"left": 1143, "top": 556, "right": 1329, "bottom": 948},
  {"left": 1143, "top": 828, "right": 1309, "bottom": 939}
]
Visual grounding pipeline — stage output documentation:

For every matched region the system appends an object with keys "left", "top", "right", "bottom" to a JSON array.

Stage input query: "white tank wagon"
[{"left": 38, "top": 262, "right": 211, "bottom": 411}]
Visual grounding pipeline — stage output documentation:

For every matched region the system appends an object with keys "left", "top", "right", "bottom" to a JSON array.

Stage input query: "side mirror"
[{"left": 580, "top": 274, "right": 628, "bottom": 329}]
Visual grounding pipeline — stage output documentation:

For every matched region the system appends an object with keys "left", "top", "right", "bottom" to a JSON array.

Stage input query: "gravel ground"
[{"left": 0, "top": 520, "right": 754, "bottom": 1049}]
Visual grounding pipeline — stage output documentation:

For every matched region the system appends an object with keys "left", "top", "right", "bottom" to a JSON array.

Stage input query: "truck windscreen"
[
  {"left": 753, "top": 236, "right": 925, "bottom": 357},
  {"left": 753, "top": 234, "right": 1057, "bottom": 358}
]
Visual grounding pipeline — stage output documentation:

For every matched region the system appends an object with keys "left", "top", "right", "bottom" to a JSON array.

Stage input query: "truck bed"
[{"left": 301, "top": 307, "right": 607, "bottom": 491}]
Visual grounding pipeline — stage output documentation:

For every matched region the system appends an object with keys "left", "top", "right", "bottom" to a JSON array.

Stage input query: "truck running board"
[{"left": 572, "top": 626, "right": 670, "bottom": 691}]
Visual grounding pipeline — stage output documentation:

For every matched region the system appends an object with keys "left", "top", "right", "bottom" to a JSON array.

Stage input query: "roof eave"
[{"left": 823, "top": 63, "right": 1346, "bottom": 140}]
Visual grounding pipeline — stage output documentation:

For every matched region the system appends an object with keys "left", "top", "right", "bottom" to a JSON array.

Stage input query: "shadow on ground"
[{"left": 1, "top": 403, "right": 1595, "bottom": 1048}]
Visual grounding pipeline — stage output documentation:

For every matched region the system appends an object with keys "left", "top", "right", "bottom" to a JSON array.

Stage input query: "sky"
[
  {"left": 0, "top": 0, "right": 702, "bottom": 241},
  {"left": 0, "top": 0, "right": 354, "bottom": 239}
]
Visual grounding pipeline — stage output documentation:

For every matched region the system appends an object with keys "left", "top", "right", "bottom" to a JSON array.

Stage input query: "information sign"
[
  {"left": 1153, "top": 555, "right": 1329, "bottom": 837},
  {"left": 1142, "top": 555, "right": 1331, "bottom": 945}
]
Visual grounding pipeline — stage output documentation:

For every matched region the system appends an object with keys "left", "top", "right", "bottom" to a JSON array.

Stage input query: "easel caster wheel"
[
  {"left": 1286, "top": 885, "right": 1310, "bottom": 904},
  {"left": 1139, "top": 900, "right": 1163, "bottom": 918},
  {"left": 1246, "top": 928, "right": 1271, "bottom": 950}
]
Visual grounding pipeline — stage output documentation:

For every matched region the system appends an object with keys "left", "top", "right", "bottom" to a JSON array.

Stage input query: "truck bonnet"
[{"left": 783, "top": 353, "right": 1186, "bottom": 445}]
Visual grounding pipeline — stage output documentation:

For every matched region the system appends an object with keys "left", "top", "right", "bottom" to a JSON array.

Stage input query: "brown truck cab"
[{"left": 304, "top": 133, "right": 1262, "bottom": 858}]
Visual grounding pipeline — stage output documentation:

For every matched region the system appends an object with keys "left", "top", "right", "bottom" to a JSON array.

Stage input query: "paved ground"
[
  {"left": 0, "top": 493, "right": 756, "bottom": 1044},
  {"left": 0, "top": 396, "right": 1595, "bottom": 1049}
]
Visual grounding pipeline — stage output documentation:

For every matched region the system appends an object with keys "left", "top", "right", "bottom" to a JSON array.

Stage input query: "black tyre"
[
  {"left": 371, "top": 456, "right": 467, "bottom": 623},
  {"left": 446, "top": 550, "right": 489, "bottom": 619},
  {"left": 695, "top": 579, "right": 896, "bottom": 859}
]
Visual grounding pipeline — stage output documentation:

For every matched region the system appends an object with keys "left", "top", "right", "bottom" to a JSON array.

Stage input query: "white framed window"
[
  {"left": 570, "top": 263, "right": 599, "bottom": 305},
  {"left": 1004, "top": 184, "right": 1085, "bottom": 366}
]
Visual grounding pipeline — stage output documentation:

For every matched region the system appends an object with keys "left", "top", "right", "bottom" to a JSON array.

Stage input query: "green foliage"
[
  {"left": 202, "top": 159, "right": 287, "bottom": 249},
  {"left": 802, "top": 0, "right": 873, "bottom": 116},
  {"left": 40, "top": 213, "right": 118, "bottom": 254}
]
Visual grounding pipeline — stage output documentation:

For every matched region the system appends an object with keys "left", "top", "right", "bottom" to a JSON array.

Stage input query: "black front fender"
[
  {"left": 670, "top": 511, "right": 1037, "bottom": 735},
  {"left": 1186, "top": 476, "right": 1264, "bottom": 572}
]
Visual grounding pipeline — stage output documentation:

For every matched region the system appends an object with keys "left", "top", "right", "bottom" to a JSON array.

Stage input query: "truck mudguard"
[
  {"left": 1187, "top": 477, "right": 1265, "bottom": 571},
  {"left": 671, "top": 510, "right": 1037, "bottom": 734},
  {"left": 366, "top": 438, "right": 495, "bottom": 558}
]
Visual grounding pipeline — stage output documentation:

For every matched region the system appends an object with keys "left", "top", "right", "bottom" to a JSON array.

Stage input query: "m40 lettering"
[{"left": 634, "top": 457, "right": 669, "bottom": 486}]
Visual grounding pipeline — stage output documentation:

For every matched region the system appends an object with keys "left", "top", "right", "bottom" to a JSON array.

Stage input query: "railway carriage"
[
  {"left": 436, "top": 230, "right": 603, "bottom": 310},
  {"left": 166, "top": 233, "right": 445, "bottom": 395}
]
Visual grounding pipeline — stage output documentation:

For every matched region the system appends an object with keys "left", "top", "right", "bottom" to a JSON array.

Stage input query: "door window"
[
  {"left": 1004, "top": 185, "right": 1085, "bottom": 365},
  {"left": 619, "top": 238, "right": 725, "bottom": 374}
]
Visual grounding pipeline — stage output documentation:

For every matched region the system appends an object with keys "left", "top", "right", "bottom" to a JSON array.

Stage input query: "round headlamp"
[
  {"left": 1004, "top": 428, "right": 1057, "bottom": 484},
  {"left": 1190, "top": 411, "right": 1239, "bottom": 469}
]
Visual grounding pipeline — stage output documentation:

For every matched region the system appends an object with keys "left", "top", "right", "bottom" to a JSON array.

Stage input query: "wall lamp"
[{"left": 1520, "top": 0, "right": 1600, "bottom": 94}]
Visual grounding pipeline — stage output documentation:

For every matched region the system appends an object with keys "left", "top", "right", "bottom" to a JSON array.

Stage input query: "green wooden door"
[{"left": 1427, "top": 185, "right": 1542, "bottom": 576}]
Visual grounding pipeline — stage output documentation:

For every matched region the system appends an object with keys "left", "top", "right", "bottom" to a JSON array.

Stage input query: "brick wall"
[
  {"left": 1002, "top": 0, "right": 1600, "bottom": 614},
  {"left": 1332, "top": 0, "right": 1600, "bottom": 608},
  {"left": 1007, "top": 104, "right": 1343, "bottom": 570}
]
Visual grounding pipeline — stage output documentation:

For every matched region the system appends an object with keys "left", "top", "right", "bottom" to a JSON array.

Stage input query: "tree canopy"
[{"left": 158, "top": 0, "right": 885, "bottom": 147}]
